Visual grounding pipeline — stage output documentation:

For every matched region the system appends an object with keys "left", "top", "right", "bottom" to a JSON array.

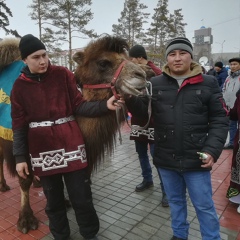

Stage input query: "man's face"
[
  {"left": 214, "top": 66, "right": 221, "bottom": 72},
  {"left": 23, "top": 50, "right": 49, "bottom": 74},
  {"left": 230, "top": 61, "right": 240, "bottom": 73},
  {"left": 167, "top": 50, "right": 192, "bottom": 76},
  {"left": 130, "top": 57, "right": 140, "bottom": 64}
]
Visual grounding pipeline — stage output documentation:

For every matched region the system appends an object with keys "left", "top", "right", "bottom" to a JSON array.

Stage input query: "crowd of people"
[{"left": 0, "top": 33, "right": 239, "bottom": 240}]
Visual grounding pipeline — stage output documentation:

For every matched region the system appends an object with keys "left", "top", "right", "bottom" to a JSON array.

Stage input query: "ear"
[{"left": 72, "top": 51, "right": 84, "bottom": 66}]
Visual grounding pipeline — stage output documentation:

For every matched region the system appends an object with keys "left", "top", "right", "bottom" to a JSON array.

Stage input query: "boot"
[{"left": 161, "top": 192, "right": 169, "bottom": 207}]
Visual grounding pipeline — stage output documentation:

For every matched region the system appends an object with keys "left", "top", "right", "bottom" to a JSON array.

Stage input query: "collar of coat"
[
  {"left": 162, "top": 61, "right": 203, "bottom": 87},
  {"left": 19, "top": 62, "right": 51, "bottom": 82}
]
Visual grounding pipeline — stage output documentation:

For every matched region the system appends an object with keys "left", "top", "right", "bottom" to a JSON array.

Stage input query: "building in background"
[
  {"left": 192, "top": 26, "right": 213, "bottom": 67},
  {"left": 50, "top": 47, "right": 84, "bottom": 71}
]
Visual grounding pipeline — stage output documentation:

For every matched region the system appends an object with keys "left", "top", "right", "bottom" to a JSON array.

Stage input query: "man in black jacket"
[{"left": 126, "top": 37, "right": 228, "bottom": 240}]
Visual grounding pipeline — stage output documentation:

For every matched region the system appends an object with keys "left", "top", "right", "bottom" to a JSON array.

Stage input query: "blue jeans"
[
  {"left": 158, "top": 168, "right": 220, "bottom": 240},
  {"left": 135, "top": 140, "right": 165, "bottom": 193},
  {"left": 229, "top": 120, "right": 238, "bottom": 145}
]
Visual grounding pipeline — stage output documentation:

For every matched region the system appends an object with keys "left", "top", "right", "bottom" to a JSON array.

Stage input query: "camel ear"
[{"left": 73, "top": 51, "right": 84, "bottom": 66}]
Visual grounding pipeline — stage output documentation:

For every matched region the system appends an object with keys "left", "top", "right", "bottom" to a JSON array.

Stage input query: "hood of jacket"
[
  {"left": 0, "top": 38, "right": 21, "bottom": 71},
  {"left": 162, "top": 61, "right": 202, "bottom": 78}
]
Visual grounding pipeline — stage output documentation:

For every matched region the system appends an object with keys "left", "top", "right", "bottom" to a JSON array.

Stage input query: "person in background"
[
  {"left": 214, "top": 61, "right": 228, "bottom": 90},
  {"left": 222, "top": 57, "right": 240, "bottom": 149},
  {"left": 11, "top": 34, "right": 122, "bottom": 240},
  {"left": 207, "top": 66, "right": 217, "bottom": 77},
  {"left": 128, "top": 44, "right": 168, "bottom": 207},
  {"left": 125, "top": 37, "right": 228, "bottom": 240},
  {"left": 129, "top": 44, "right": 162, "bottom": 75},
  {"left": 226, "top": 85, "right": 240, "bottom": 213}
]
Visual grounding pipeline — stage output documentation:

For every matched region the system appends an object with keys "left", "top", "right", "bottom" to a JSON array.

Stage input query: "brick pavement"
[
  {"left": 0, "top": 125, "right": 239, "bottom": 240},
  {"left": 42, "top": 127, "right": 240, "bottom": 240}
]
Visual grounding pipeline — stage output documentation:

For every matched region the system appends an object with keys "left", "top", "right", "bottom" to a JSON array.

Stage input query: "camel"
[
  {"left": 73, "top": 35, "right": 149, "bottom": 174},
  {"left": 0, "top": 35, "right": 148, "bottom": 234}
]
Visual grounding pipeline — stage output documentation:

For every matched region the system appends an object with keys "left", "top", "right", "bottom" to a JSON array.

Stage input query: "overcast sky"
[{"left": 1, "top": 0, "right": 240, "bottom": 55}]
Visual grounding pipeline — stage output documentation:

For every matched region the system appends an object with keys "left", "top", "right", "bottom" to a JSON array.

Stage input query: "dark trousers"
[{"left": 40, "top": 168, "right": 99, "bottom": 240}]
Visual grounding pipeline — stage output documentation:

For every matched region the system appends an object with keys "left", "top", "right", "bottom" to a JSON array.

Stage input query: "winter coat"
[
  {"left": 11, "top": 64, "right": 109, "bottom": 177},
  {"left": 216, "top": 67, "right": 228, "bottom": 90},
  {"left": 126, "top": 62, "right": 229, "bottom": 172},
  {"left": 207, "top": 68, "right": 217, "bottom": 77},
  {"left": 222, "top": 71, "right": 240, "bottom": 109}
]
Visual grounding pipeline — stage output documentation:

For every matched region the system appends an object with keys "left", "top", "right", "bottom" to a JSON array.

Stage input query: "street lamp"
[{"left": 221, "top": 40, "right": 225, "bottom": 61}]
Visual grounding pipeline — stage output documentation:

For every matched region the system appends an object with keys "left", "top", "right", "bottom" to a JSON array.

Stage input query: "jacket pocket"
[
  {"left": 155, "top": 128, "right": 174, "bottom": 143},
  {"left": 190, "top": 132, "right": 208, "bottom": 147}
]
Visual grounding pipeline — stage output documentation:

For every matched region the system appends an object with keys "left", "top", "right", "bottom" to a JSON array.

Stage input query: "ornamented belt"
[{"left": 29, "top": 115, "right": 75, "bottom": 128}]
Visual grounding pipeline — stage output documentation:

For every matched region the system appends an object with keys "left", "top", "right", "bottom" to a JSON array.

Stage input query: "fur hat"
[
  {"left": 19, "top": 34, "right": 46, "bottom": 59},
  {"left": 165, "top": 37, "right": 193, "bottom": 58},
  {"left": 229, "top": 57, "right": 240, "bottom": 63},
  {"left": 214, "top": 62, "right": 223, "bottom": 68},
  {"left": 129, "top": 45, "right": 147, "bottom": 60}
]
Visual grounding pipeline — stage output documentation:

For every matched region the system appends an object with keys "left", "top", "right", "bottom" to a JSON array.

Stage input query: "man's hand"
[
  {"left": 199, "top": 153, "right": 215, "bottom": 168},
  {"left": 107, "top": 95, "right": 125, "bottom": 111},
  {"left": 16, "top": 162, "right": 29, "bottom": 179}
]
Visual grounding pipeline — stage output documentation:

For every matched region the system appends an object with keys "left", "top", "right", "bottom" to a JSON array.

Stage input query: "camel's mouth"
[{"left": 120, "top": 79, "right": 149, "bottom": 97}]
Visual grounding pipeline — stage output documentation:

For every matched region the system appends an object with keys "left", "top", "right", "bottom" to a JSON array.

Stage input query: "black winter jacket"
[{"left": 126, "top": 62, "right": 229, "bottom": 172}]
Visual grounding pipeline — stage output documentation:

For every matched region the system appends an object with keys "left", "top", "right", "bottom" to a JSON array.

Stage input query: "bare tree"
[
  {"left": 48, "top": 0, "right": 97, "bottom": 70},
  {"left": 28, "top": 0, "right": 64, "bottom": 63},
  {"left": 28, "top": 0, "right": 96, "bottom": 71}
]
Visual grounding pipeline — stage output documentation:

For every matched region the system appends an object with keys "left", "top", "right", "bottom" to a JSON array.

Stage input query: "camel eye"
[{"left": 98, "top": 60, "right": 111, "bottom": 70}]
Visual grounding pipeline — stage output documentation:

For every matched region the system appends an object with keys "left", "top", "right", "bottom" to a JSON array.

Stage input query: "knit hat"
[
  {"left": 129, "top": 45, "right": 147, "bottom": 60},
  {"left": 229, "top": 57, "right": 240, "bottom": 63},
  {"left": 165, "top": 37, "right": 193, "bottom": 58},
  {"left": 214, "top": 62, "right": 223, "bottom": 68},
  {"left": 19, "top": 34, "right": 46, "bottom": 59}
]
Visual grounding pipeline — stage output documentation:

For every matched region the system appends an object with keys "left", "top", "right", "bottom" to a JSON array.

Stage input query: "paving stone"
[{"left": 40, "top": 127, "right": 239, "bottom": 240}]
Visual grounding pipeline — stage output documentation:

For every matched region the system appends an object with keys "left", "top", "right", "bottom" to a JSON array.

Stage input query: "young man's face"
[
  {"left": 214, "top": 66, "right": 221, "bottom": 72},
  {"left": 167, "top": 50, "right": 192, "bottom": 76},
  {"left": 23, "top": 50, "right": 49, "bottom": 74},
  {"left": 230, "top": 61, "right": 240, "bottom": 73},
  {"left": 130, "top": 57, "right": 141, "bottom": 64}
]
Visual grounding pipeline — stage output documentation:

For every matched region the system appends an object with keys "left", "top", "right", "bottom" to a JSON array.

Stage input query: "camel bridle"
[
  {"left": 81, "top": 59, "right": 152, "bottom": 144},
  {"left": 82, "top": 60, "right": 127, "bottom": 100}
]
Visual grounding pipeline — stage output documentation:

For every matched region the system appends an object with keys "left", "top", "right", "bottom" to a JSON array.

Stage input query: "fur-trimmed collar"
[{"left": 162, "top": 61, "right": 202, "bottom": 78}]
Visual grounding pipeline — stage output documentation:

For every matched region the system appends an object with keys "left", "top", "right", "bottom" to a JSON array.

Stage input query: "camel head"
[{"left": 73, "top": 35, "right": 147, "bottom": 101}]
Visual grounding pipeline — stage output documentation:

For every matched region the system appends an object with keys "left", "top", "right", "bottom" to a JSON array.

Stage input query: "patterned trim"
[
  {"left": 231, "top": 149, "right": 240, "bottom": 184},
  {"left": 130, "top": 126, "right": 154, "bottom": 140},
  {"left": 31, "top": 145, "right": 87, "bottom": 172},
  {"left": 226, "top": 187, "right": 239, "bottom": 198}
]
